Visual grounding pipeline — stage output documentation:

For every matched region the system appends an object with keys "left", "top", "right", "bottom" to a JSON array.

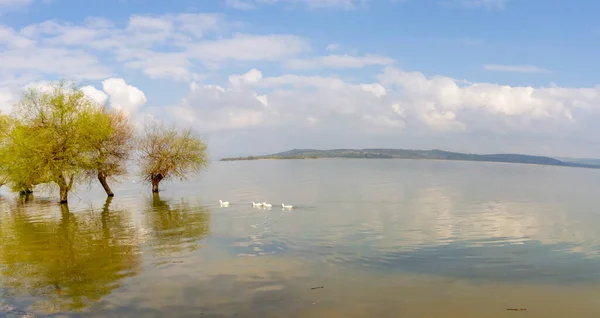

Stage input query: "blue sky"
[{"left": 1, "top": 0, "right": 600, "bottom": 158}]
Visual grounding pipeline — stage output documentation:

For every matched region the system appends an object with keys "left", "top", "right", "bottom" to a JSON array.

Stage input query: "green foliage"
[
  {"left": 6, "top": 81, "right": 101, "bottom": 202},
  {"left": 1, "top": 80, "right": 208, "bottom": 200},
  {"left": 77, "top": 106, "right": 134, "bottom": 196},
  {"left": 138, "top": 122, "right": 209, "bottom": 192},
  {"left": 78, "top": 108, "right": 134, "bottom": 178}
]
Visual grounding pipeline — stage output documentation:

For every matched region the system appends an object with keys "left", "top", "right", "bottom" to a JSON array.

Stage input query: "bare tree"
[{"left": 137, "top": 122, "right": 208, "bottom": 193}]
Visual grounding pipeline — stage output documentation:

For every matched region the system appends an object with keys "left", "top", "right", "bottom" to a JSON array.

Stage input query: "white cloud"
[
  {"left": 81, "top": 85, "right": 109, "bottom": 106},
  {"left": 483, "top": 64, "right": 551, "bottom": 74},
  {"left": 128, "top": 15, "right": 174, "bottom": 31},
  {"left": 379, "top": 66, "right": 600, "bottom": 130},
  {"left": 284, "top": 54, "right": 395, "bottom": 69},
  {"left": 166, "top": 66, "right": 600, "bottom": 140},
  {"left": 3, "top": 14, "right": 306, "bottom": 82},
  {"left": 166, "top": 69, "right": 403, "bottom": 135},
  {"left": 255, "top": 73, "right": 347, "bottom": 89},
  {"left": 188, "top": 34, "right": 309, "bottom": 61},
  {"left": 169, "top": 84, "right": 272, "bottom": 131},
  {"left": 325, "top": 43, "right": 340, "bottom": 52},
  {"left": 0, "top": 78, "right": 145, "bottom": 117},
  {"left": 102, "top": 78, "right": 147, "bottom": 115},
  {"left": 123, "top": 52, "right": 195, "bottom": 81},
  {"left": 2, "top": 10, "right": 600, "bottom": 158},
  {"left": 225, "top": 0, "right": 256, "bottom": 10},
  {"left": 359, "top": 83, "right": 387, "bottom": 97},
  {"left": 0, "top": 26, "right": 35, "bottom": 48},
  {"left": 177, "top": 13, "right": 223, "bottom": 38},
  {"left": 229, "top": 68, "right": 264, "bottom": 86},
  {"left": 0, "top": 0, "right": 32, "bottom": 8},
  {"left": 0, "top": 47, "right": 110, "bottom": 80},
  {"left": 0, "top": 87, "right": 18, "bottom": 113}
]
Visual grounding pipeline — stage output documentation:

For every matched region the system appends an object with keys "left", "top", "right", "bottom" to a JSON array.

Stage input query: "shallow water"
[{"left": 1, "top": 159, "right": 600, "bottom": 317}]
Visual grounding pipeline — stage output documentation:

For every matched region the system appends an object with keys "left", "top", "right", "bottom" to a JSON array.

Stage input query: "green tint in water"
[
  {"left": 1, "top": 159, "right": 600, "bottom": 317},
  {"left": 0, "top": 196, "right": 139, "bottom": 313}
]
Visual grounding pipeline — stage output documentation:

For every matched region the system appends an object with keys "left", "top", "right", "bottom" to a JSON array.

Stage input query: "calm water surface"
[{"left": 1, "top": 159, "right": 600, "bottom": 317}]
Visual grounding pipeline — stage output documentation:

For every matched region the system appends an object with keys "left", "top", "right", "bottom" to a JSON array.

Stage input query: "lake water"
[{"left": 1, "top": 159, "right": 600, "bottom": 317}]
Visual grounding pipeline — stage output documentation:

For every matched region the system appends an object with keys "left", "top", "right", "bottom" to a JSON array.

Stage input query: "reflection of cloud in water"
[{"left": 401, "top": 187, "right": 599, "bottom": 254}]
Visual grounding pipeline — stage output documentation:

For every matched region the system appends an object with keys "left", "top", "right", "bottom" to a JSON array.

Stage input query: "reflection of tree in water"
[
  {"left": 145, "top": 193, "right": 211, "bottom": 256},
  {"left": 0, "top": 197, "right": 140, "bottom": 313}
]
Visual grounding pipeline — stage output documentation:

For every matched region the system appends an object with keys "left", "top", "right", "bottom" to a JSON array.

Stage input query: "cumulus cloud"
[
  {"left": 161, "top": 66, "right": 600, "bottom": 145},
  {"left": 228, "top": 68, "right": 263, "bottom": 86},
  {"left": 379, "top": 66, "right": 600, "bottom": 131},
  {"left": 80, "top": 85, "right": 109, "bottom": 106},
  {"left": 2, "top": 10, "right": 600, "bottom": 158},
  {"left": 102, "top": 78, "right": 147, "bottom": 115},
  {"left": 166, "top": 68, "right": 403, "bottom": 135},
  {"left": 0, "top": 78, "right": 145, "bottom": 118}
]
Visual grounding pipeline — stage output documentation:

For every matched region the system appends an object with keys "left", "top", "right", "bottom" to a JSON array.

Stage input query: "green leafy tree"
[
  {"left": 137, "top": 122, "right": 209, "bottom": 193},
  {"left": 9, "top": 82, "right": 98, "bottom": 203},
  {"left": 0, "top": 112, "right": 47, "bottom": 194},
  {"left": 80, "top": 107, "right": 134, "bottom": 196}
]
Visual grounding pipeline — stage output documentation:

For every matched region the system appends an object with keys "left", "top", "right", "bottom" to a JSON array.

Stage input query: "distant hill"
[
  {"left": 556, "top": 157, "right": 600, "bottom": 166},
  {"left": 220, "top": 148, "right": 600, "bottom": 169}
]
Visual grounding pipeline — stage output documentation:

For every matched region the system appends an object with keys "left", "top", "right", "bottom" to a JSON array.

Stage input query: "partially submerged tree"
[
  {"left": 137, "top": 123, "right": 208, "bottom": 193},
  {"left": 80, "top": 107, "right": 134, "bottom": 196},
  {"left": 0, "top": 112, "right": 41, "bottom": 193},
  {"left": 10, "top": 82, "right": 98, "bottom": 203},
  {"left": 2, "top": 125, "right": 47, "bottom": 195},
  {"left": 0, "top": 113, "right": 9, "bottom": 188}
]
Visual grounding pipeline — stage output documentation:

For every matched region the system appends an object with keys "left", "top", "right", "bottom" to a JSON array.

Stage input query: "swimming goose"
[
  {"left": 252, "top": 202, "right": 264, "bottom": 207},
  {"left": 282, "top": 203, "right": 294, "bottom": 209},
  {"left": 219, "top": 200, "right": 230, "bottom": 206},
  {"left": 262, "top": 202, "right": 272, "bottom": 208}
]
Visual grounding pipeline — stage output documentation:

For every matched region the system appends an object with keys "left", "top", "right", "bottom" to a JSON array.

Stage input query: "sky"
[{"left": 1, "top": 0, "right": 600, "bottom": 159}]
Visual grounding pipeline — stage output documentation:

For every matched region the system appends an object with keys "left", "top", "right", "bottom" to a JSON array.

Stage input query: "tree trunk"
[
  {"left": 151, "top": 173, "right": 163, "bottom": 193},
  {"left": 19, "top": 187, "right": 33, "bottom": 196},
  {"left": 59, "top": 186, "right": 68, "bottom": 204},
  {"left": 98, "top": 171, "right": 114, "bottom": 197},
  {"left": 57, "top": 174, "right": 70, "bottom": 204}
]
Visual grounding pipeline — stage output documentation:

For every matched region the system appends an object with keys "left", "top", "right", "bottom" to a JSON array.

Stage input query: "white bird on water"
[
  {"left": 219, "top": 200, "right": 230, "bottom": 207},
  {"left": 252, "top": 202, "right": 264, "bottom": 207},
  {"left": 262, "top": 202, "right": 272, "bottom": 208},
  {"left": 282, "top": 203, "right": 294, "bottom": 209}
]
